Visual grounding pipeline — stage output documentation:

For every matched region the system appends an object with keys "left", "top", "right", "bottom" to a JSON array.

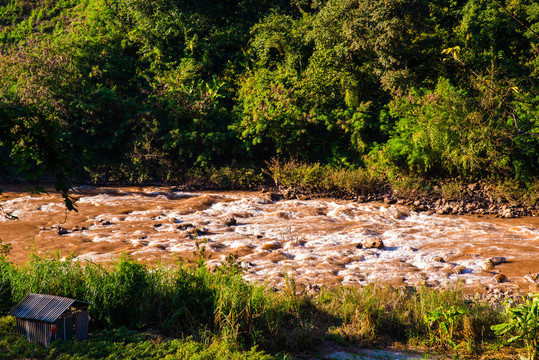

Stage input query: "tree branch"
[
  {"left": 512, "top": 112, "right": 539, "bottom": 138},
  {"left": 493, "top": 0, "right": 539, "bottom": 41}
]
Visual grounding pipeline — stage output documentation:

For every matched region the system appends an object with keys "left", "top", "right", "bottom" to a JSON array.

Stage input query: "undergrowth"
[
  {"left": 265, "top": 159, "right": 381, "bottom": 196},
  {"left": 265, "top": 160, "right": 539, "bottom": 209},
  {"left": 0, "top": 250, "right": 535, "bottom": 359},
  {"left": 0, "top": 316, "right": 276, "bottom": 360}
]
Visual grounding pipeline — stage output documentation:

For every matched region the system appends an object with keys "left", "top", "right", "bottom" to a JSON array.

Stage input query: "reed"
[
  {"left": 265, "top": 159, "right": 380, "bottom": 196},
  {"left": 0, "top": 252, "right": 525, "bottom": 358},
  {"left": 0, "top": 253, "right": 315, "bottom": 350},
  {"left": 315, "top": 284, "right": 504, "bottom": 353}
]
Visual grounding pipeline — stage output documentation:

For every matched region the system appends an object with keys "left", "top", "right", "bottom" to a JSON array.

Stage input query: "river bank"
[
  {"left": 1, "top": 184, "right": 538, "bottom": 294},
  {"left": 0, "top": 253, "right": 525, "bottom": 360},
  {"left": 3, "top": 159, "right": 539, "bottom": 219},
  {"left": 1, "top": 184, "right": 538, "bottom": 359},
  {"left": 273, "top": 180, "right": 539, "bottom": 219}
]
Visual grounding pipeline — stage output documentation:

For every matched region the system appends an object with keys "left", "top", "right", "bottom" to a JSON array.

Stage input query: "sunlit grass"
[{"left": 0, "top": 251, "right": 533, "bottom": 359}]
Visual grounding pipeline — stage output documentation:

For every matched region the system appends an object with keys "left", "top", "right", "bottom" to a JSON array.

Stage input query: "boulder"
[
  {"left": 224, "top": 217, "right": 237, "bottom": 226},
  {"left": 453, "top": 265, "right": 466, "bottom": 274},
  {"left": 241, "top": 261, "right": 256, "bottom": 269},
  {"left": 468, "top": 183, "right": 479, "bottom": 192},
  {"left": 265, "top": 192, "right": 281, "bottom": 202},
  {"left": 384, "top": 196, "right": 396, "bottom": 204},
  {"left": 185, "top": 227, "right": 208, "bottom": 238},
  {"left": 494, "top": 273, "right": 508, "bottom": 283},
  {"left": 57, "top": 226, "right": 69, "bottom": 235},
  {"left": 489, "top": 256, "right": 507, "bottom": 266},
  {"left": 501, "top": 208, "right": 515, "bottom": 218},
  {"left": 177, "top": 223, "right": 195, "bottom": 230},
  {"left": 282, "top": 189, "right": 296, "bottom": 199},
  {"left": 363, "top": 239, "right": 385, "bottom": 249}
]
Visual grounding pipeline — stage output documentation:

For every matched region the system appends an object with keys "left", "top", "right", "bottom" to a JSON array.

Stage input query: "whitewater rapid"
[{"left": 1, "top": 186, "right": 538, "bottom": 292}]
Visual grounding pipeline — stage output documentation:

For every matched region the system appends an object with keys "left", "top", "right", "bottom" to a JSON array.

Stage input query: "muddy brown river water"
[{"left": 1, "top": 185, "right": 538, "bottom": 293}]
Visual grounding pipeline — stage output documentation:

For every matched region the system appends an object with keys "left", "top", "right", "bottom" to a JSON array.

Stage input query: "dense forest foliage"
[{"left": 1, "top": 0, "right": 539, "bottom": 186}]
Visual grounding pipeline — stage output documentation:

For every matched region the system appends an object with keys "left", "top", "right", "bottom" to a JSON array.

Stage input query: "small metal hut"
[{"left": 8, "top": 293, "right": 90, "bottom": 347}]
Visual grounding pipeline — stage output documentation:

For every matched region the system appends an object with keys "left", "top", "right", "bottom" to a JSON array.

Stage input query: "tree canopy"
[{"left": 1, "top": 0, "right": 539, "bottom": 186}]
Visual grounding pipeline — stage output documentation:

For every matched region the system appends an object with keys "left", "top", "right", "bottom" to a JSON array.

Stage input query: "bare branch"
[
  {"left": 512, "top": 112, "right": 539, "bottom": 138},
  {"left": 493, "top": 0, "right": 539, "bottom": 41}
]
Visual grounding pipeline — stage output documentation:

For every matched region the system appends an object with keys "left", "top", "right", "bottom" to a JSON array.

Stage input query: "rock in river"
[
  {"left": 363, "top": 239, "right": 385, "bottom": 249},
  {"left": 489, "top": 256, "right": 507, "bottom": 265},
  {"left": 57, "top": 226, "right": 69, "bottom": 235}
]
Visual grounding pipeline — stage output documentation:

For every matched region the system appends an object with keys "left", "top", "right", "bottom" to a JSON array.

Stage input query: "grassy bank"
[
  {"left": 0, "top": 250, "right": 537, "bottom": 359},
  {"left": 262, "top": 160, "right": 539, "bottom": 217},
  {"left": 265, "top": 160, "right": 539, "bottom": 202},
  {"left": 0, "top": 318, "right": 276, "bottom": 360}
]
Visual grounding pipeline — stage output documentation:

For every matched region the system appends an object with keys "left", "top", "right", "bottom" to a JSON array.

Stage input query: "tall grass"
[
  {"left": 265, "top": 160, "right": 539, "bottom": 215},
  {"left": 182, "top": 165, "right": 266, "bottom": 189},
  {"left": 0, "top": 252, "right": 525, "bottom": 358},
  {"left": 266, "top": 159, "right": 381, "bottom": 196},
  {"left": 0, "top": 253, "right": 319, "bottom": 351},
  {"left": 317, "top": 284, "right": 504, "bottom": 353}
]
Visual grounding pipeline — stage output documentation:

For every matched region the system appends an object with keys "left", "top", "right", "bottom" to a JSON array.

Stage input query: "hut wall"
[
  {"left": 74, "top": 310, "right": 89, "bottom": 340},
  {"left": 16, "top": 318, "right": 53, "bottom": 347},
  {"left": 55, "top": 313, "right": 74, "bottom": 342}
]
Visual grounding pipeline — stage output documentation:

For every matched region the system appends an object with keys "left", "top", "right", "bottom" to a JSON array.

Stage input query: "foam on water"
[{"left": 1, "top": 187, "right": 538, "bottom": 289}]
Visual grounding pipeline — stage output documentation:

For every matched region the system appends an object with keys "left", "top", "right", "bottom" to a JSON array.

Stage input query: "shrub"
[
  {"left": 376, "top": 78, "right": 513, "bottom": 179},
  {"left": 492, "top": 295, "right": 539, "bottom": 360}
]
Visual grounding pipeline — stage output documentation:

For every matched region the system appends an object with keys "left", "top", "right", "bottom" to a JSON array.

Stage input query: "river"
[{"left": 1, "top": 185, "right": 538, "bottom": 293}]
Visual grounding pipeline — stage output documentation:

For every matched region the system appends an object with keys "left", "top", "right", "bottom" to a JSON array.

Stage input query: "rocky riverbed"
[{"left": 275, "top": 180, "right": 539, "bottom": 218}]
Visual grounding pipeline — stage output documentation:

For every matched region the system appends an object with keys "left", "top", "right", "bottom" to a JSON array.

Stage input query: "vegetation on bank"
[
  {"left": 0, "top": 249, "right": 538, "bottom": 359},
  {"left": 0, "top": 320, "right": 276, "bottom": 360},
  {"left": 2, "top": 0, "right": 539, "bottom": 357},
  {"left": 264, "top": 160, "right": 539, "bottom": 217},
  {"left": 1, "top": 0, "right": 539, "bottom": 200}
]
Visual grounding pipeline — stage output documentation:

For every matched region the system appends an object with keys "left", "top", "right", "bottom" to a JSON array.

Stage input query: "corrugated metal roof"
[{"left": 8, "top": 294, "right": 87, "bottom": 323}]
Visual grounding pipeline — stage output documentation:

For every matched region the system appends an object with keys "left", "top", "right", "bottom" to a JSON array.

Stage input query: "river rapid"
[{"left": 1, "top": 185, "right": 538, "bottom": 293}]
